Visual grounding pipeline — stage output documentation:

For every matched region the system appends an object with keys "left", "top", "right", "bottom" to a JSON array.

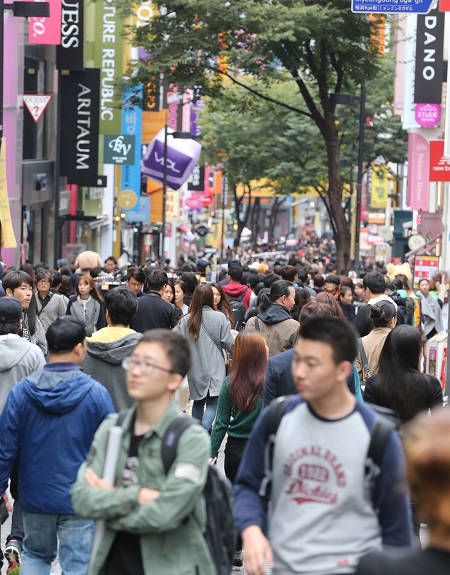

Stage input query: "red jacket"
[{"left": 222, "top": 283, "right": 252, "bottom": 310}]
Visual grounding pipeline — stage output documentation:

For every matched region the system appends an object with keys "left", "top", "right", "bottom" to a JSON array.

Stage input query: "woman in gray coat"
[{"left": 174, "top": 284, "right": 234, "bottom": 430}]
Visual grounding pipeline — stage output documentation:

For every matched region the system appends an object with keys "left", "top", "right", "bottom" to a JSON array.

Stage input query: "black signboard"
[
  {"left": 414, "top": 6, "right": 445, "bottom": 104},
  {"left": 60, "top": 69, "right": 100, "bottom": 186},
  {"left": 57, "top": 0, "right": 84, "bottom": 71},
  {"left": 188, "top": 165, "right": 205, "bottom": 191}
]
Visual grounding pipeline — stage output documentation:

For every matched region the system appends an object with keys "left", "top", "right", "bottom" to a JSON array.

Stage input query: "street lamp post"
[
  {"left": 160, "top": 129, "right": 197, "bottom": 263},
  {"left": 354, "top": 82, "right": 366, "bottom": 274},
  {"left": 160, "top": 124, "right": 168, "bottom": 263}
]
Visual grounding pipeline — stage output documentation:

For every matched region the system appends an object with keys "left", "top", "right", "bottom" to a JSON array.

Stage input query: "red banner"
[
  {"left": 440, "top": 0, "right": 450, "bottom": 11},
  {"left": 429, "top": 140, "right": 450, "bottom": 182}
]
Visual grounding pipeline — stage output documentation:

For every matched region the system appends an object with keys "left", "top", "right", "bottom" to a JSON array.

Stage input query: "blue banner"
[{"left": 121, "top": 87, "right": 149, "bottom": 222}]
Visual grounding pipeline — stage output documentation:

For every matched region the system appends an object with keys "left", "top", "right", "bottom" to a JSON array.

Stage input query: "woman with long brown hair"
[
  {"left": 211, "top": 282, "right": 234, "bottom": 327},
  {"left": 174, "top": 284, "right": 234, "bottom": 430},
  {"left": 66, "top": 275, "right": 106, "bottom": 336},
  {"left": 210, "top": 329, "right": 268, "bottom": 569}
]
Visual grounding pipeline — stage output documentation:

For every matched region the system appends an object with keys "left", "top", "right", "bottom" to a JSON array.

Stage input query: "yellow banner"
[
  {"left": 0, "top": 140, "right": 17, "bottom": 249},
  {"left": 370, "top": 165, "right": 389, "bottom": 209},
  {"left": 166, "top": 190, "right": 179, "bottom": 223}
]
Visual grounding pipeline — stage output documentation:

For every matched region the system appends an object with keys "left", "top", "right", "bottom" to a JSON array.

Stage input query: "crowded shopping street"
[{"left": 1, "top": 0, "right": 450, "bottom": 574}]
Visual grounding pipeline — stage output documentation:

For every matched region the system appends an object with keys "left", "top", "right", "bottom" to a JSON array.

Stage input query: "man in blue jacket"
[
  {"left": 0, "top": 316, "right": 114, "bottom": 575},
  {"left": 235, "top": 317, "right": 413, "bottom": 575}
]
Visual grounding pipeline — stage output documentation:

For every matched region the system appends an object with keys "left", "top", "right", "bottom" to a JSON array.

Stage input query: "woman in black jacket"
[
  {"left": 364, "top": 325, "right": 443, "bottom": 422},
  {"left": 364, "top": 324, "right": 443, "bottom": 543}
]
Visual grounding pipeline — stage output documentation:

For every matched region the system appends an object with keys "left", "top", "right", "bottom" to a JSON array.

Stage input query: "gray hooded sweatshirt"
[
  {"left": 0, "top": 334, "right": 46, "bottom": 413},
  {"left": 82, "top": 332, "right": 143, "bottom": 411}
]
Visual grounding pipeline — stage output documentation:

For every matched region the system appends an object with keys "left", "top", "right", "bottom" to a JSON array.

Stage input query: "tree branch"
[
  {"left": 290, "top": 68, "right": 325, "bottom": 132},
  {"left": 209, "top": 67, "right": 314, "bottom": 119},
  {"left": 330, "top": 52, "right": 343, "bottom": 94}
]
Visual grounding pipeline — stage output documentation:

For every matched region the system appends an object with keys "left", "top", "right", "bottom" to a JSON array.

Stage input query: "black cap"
[
  {"left": 0, "top": 297, "right": 23, "bottom": 322},
  {"left": 46, "top": 316, "right": 86, "bottom": 351}
]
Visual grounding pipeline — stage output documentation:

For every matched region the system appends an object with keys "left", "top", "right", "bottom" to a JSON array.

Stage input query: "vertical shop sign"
[
  {"left": 370, "top": 165, "right": 389, "bottom": 209},
  {"left": 414, "top": 6, "right": 445, "bottom": 104},
  {"left": 93, "top": 0, "right": 123, "bottom": 134},
  {"left": 408, "top": 133, "right": 430, "bottom": 209},
  {"left": 29, "top": 0, "right": 62, "bottom": 45},
  {"left": 122, "top": 88, "right": 149, "bottom": 222},
  {"left": 60, "top": 69, "right": 100, "bottom": 186},
  {"left": 0, "top": 140, "right": 18, "bottom": 248},
  {"left": 57, "top": 0, "right": 84, "bottom": 70}
]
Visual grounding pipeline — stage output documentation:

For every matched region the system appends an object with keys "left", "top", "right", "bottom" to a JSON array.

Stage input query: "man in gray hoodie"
[
  {"left": 0, "top": 297, "right": 45, "bottom": 574},
  {"left": 82, "top": 286, "right": 142, "bottom": 411}
]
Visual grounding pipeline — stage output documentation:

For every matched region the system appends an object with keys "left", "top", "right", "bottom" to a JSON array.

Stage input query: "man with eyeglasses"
[
  {"left": 35, "top": 269, "right": 67, "bottom": 333},
  {"left": 72, "top": 330, "right": 215, "bottom": 575},
  {"left": 125, "top": 268, "right": 145, "bottom": 297}
]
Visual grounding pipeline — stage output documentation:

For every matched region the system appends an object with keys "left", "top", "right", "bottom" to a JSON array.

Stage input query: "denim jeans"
[
  {"left": 22, "top": 512, "right": 94, "bottom": 575},
  {"left": 192, "top": 394, "right": 219, "bottom": 431}
]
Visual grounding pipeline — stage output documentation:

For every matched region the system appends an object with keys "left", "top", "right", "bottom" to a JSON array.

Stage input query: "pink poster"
[
  {"left": 29, "top": 0, "right": 62, "bottom": 45},
  {"left": 407, "top": 133, "right": 430, "bottom": 211}
]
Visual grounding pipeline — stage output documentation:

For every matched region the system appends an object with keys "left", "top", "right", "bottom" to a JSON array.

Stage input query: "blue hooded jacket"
[{"left": 0, "top": 362, "right": 114, "bottom": 514}]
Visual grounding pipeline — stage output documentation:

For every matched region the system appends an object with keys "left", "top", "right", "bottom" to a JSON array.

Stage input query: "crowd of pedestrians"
[{"left": 0, "top": 248, "right": 447, "bottom": 575}]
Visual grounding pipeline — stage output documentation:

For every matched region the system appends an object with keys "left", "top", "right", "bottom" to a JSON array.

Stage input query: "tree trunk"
[
  {"left": 233, "top": 184, "right": 252, "bottom": 247},
  {"left": 269, "top": 198, "right": 285, "bottom": 244},
  {"left": 323, "top": 119, "right": 351, "bottom": 272}
]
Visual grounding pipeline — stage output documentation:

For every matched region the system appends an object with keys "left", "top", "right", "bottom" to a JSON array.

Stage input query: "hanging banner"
[
  {"left": 370, "top": 165, "right": 389, "bottom": 209},
  {"left": 29, "top": 0, "right": 62, "bottom": 45},
  {"left": 403, "top": 15, "right": 420, "bottom": 130},
  {"left": 413, "top": 255, "right": 439, "bottom": 287},
  {"left": 93, "top": 0, "right": 123, "bottom": 134},
  {"left": 0, "top": 140, "right": 18, "bottom": 249},
  {"left": 166, "top": 190, "right": 179, "bottom": 223},
  {"left": 408, "top": 133, "right": 430, "bottom": 209},
  {"left": 60, "top": 69, "right": 100, "bottom": 186},
  {"left": 122, "top": 88, "right": 147, "bottom": 222},
  {"left": 57, "top": 0, "right": 83, "bottom": 70},
  {"left": 142, "top": 127, "right": 202, "bottom": 191},
  {"left": 414, "top": 5, "right": 445, "bottom": 104}
]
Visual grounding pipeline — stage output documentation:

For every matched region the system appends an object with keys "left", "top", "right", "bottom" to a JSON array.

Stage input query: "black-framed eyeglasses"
[{"left": 122, "top": 356, "right": 174, "bottom": 374}]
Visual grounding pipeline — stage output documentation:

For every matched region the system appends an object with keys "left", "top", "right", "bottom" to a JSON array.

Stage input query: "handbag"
[
  {"left": 357, "top": 338, "right": 371, "bottom": 381},
  {"left": 201, "top": 325, "right": 232, "bottom": 374}
]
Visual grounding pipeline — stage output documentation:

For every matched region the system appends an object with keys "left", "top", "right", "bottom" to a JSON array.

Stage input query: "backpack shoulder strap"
[
  {"left": 367, "top": 416, "right": 395, "bottom": 469},
  {"left": 365, "top": 415, "right": 396, "bottom": 504},
  {"left": 254, "top": 316, "right": 261, "bottom": 332},
  {"left": 116, "top": 409, "right": 129, "bottom": 428},
  {"left": 264, "top": 396, "right": 291, "bottom": 441},
  {"left": 259, "top": 396, "right": 292, "bottom": 498},
  {"left": 162, "top": 417, "right": 196, "bottom": 474},
  {"left": 357, "top": 338, "right": 371, "bottom": 379}
]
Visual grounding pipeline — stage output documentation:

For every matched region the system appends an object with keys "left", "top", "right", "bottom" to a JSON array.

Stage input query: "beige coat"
[
  {"left": 355, "top": 326, "right": 391, "bottom": 382},
  {"left": 246, "top": 309, "right": 299, "bottom": 357}
]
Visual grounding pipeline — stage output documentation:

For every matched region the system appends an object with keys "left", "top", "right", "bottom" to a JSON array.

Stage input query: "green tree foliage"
[{"left": 126, "top": 0, "right": 403, "bottom": 269}]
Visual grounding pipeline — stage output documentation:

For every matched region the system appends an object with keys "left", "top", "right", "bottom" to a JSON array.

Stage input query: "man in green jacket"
[{"left": 71, "top": 329, "right": 215, "bottom": 575}]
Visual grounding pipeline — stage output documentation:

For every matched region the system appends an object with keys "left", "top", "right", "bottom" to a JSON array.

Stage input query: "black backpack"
[
  {"left": 259, "top": 397, "right": 398, "bottom": 507},
  {"left": 116, "top": 413, "right": 236, "bottom": 575},
  {"left": 226, "top": 288, "right": 249, "bottom": 330}
]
